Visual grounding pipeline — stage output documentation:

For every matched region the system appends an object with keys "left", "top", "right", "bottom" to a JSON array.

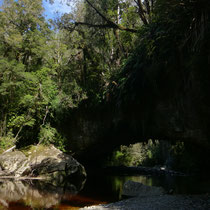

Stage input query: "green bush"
[
  {"left": 38, "top": 123, "right": 67, "bottom": 152},
  {"left": 0, "top": 132, "right": 15, "bottom": 154},
  {"left": 107, "top": 139, "right": 203, "bottom": 173}
]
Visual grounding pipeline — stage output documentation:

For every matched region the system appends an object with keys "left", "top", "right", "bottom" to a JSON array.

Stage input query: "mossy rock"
[{"left": 0, "top": 144, "right": 86, "bottom": 183}]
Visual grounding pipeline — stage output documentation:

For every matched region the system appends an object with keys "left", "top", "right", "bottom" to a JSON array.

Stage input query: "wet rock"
[{"left": 122, "top": 180, "right": 165, "bottom": 197}]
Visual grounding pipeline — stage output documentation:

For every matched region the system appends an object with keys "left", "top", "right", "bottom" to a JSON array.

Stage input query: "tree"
[
  {"left": 54, "top": 0, "right": 141, "bottom": 103},
  {"left": 0, "top": 0, "right": 49, "bottom": 67},
  {"left": 0, "top": 0, "right": 85, "bottom": 148},
  {"left": 0, "top": 0, "right": 50, "bottom": 144},
  {"left": 56, "top": 0, "right": 156, "bottom": 33}
]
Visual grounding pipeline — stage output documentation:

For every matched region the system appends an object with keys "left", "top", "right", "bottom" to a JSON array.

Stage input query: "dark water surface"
[{"left": 0, "top": 171, "right": 209, "bottom": 209}]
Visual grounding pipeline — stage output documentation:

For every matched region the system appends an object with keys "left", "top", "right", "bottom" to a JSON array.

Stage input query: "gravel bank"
[{"left": 81, "top": 194, "right": 210, "bottom": 210}]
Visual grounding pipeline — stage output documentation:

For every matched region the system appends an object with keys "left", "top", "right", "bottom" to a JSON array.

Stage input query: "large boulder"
[
  {"left": 0, "top": 145, "right": 86, "bottom": 184},
  {"left": 122, "top": 180, "right": 165, "bottom": 197},
  {"left": 27, "top": 145, "right": 87, "bottom": 183},
  {"left": 0, "top": 151, "right": 28, "bottom": 176}
]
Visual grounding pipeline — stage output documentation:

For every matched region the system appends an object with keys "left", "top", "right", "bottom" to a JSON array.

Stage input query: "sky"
[
  {"left": 43, "top": 0, "right": 73, "bottom": 19},
  {"left": 0, "top": 0, "right": 73, "bottom": 19}
]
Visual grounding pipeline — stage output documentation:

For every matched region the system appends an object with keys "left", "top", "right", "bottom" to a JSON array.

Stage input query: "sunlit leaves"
[
  {"left": 0, "top": 0, "right": 87, "bottom": 146},
  {"left": 8, "top": 114, "right": 35, "bottom": 128},
  {"left": 38, "top": 123, "right": 57, "bottom": 145}
]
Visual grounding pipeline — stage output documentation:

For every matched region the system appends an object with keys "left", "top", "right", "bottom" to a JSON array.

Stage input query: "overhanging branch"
[
  {"left": 58, "top": 0, "right": 137, "bottom": 33},
  {"left": 74, "top": 21, "right": 137, "bottom": 33},
  {"left": 83, "top": 0, "right": 137, "bottom": 32}
]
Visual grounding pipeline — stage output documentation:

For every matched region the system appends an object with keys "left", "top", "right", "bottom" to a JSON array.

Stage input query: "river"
[{"left": 0, "top": 170, "right": 209, "bottom": 209}]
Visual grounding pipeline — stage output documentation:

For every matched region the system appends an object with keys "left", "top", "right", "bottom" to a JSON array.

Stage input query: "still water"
[{"left": 0, "top": 171, "right": 209, "bottom": 209}]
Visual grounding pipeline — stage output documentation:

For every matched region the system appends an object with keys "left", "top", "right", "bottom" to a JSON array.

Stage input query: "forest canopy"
[{"left": 0, "top": 0, "right": 209, "bottom": 153}]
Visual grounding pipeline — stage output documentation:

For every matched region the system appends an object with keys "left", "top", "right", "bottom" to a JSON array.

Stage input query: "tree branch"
[
  {"left": 2, "top": 146, "right": 16, "bottom": 154},
  {"left": 144, "top": 0, "right": 150, "bottom": 15},
  {"left": 84, "top": 0, "right": 115, "bottom": 26},
  {"left": 83, "top": 0, "right": 137, "bottom": 32},
  {"left": 42, "top": 106, "right": 49, "bottom": 126},
  {"left": 64, "top": 21, "right": 137, "bottom": 33},
  {"left": 136, "top": 0, "right": 149, "bottom": 25}
]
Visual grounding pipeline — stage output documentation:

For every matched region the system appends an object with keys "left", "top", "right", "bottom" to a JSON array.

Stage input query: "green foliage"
[
  {"left": 8, "top": 114, "right": 35, "bottom": 128},
  {"left": 38, "top": 124, "right": 57, "bottom": 145},
  {"left": 107, "top": 140, "right": 204, "bottom": 173},
  {"left": 108, "top": 140, "right": 169, "bottom": 167},
  {"left": 0, "top": 0, "right": 86, "bottom": 149},
  {"left": 56, "top": 0, "right": 140, "bottom": 104},
  {"left": 0, "top": 0, "right": 209, "bottom": 162},
  {"left": 108, "top": 143, "right": 147, "bottom": 167},
  {"left": 38, "top": 123, "right": 67, "bottom": 152},
  {"left": 109, "top": 0, "right": 210, "bottom": 112},
  {"left": 113, "top": 149, "right": 133, "bottom": 166},
  {"left": 0, "top": 132, "right": 15, "bottom": 153},
  {"left": 53, "top": 132, "right": 68, "bottom": 152}
]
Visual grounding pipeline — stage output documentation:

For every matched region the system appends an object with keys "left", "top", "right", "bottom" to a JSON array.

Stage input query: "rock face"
[
  {"left": 0, "top": 145, "right": 86, "bottom": 184},
  {"left": 0, "top": 151, "right": 28, "bottom": 176},
  {"left": 122, "top": 180, "right": 165, "bottom": 197},
  {"left": 60, "top": 101, "right": 210, "bottom": 169}
]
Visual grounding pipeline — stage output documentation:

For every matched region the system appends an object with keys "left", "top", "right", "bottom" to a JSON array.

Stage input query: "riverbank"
[
  {"left": 81, "top": 194, "right": 210, "bottom": 209},
  {"left": 81, "top": 179, "right": 210, "bottom": 210}
]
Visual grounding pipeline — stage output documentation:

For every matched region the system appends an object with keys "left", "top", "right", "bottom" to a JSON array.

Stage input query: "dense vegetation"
[
  {"left": 0, "top": 0, "right": 140, "bottom": 150},
  {"left": 0, "top": 0, "right": 210, "bottom": 171}
]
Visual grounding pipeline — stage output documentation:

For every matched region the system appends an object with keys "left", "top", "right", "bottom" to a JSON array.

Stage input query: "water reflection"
[
  {"left": 0, "top": 178, "right": 86, "bottom": 209},
  {"left": 108, "top": 175, "right": 154, "bottom": 199},
  {"left": 108, "top": 174, "right": 210, "bottom": 199},
  {"left": 0, "top": 173, "right": 209, "bottom": 209}
]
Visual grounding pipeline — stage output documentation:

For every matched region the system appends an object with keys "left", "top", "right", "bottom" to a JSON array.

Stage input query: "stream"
[{"left": 0, "top": 170, "right": 209, "bottom": 209}]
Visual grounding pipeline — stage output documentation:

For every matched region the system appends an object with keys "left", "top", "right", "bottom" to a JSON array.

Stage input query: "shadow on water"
[{"left": 0, "top": 172, "right": 210, "bottom": 209}]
